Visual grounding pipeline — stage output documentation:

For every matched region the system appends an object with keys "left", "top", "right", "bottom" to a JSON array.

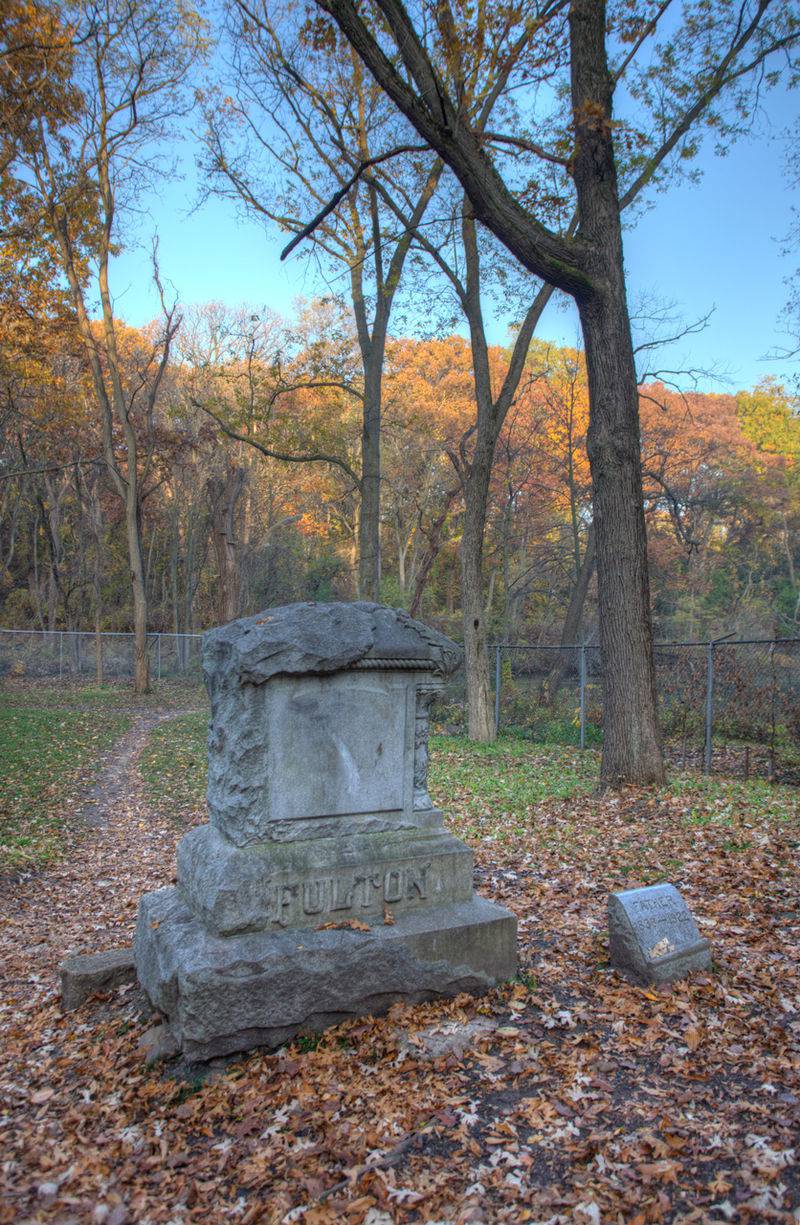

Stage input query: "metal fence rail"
[
  {"left": 0, "top": 628, "right": 204, "bottom": 682},
  {"left": 2, "top": 628, "right": 798, "bottom": 782}
]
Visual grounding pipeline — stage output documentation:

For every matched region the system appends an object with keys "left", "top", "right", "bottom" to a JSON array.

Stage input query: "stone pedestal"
[{"left": 135, "top": 602, "right": 517, "bottom": 1059}]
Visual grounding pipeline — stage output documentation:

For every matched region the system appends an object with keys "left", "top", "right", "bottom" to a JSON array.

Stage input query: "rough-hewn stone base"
[
  {"left": 135, "top": 888, "right": 517, "bottom": 1061},
  {"left": 60, "top": 948, "right": 136, "bottom": 1010}
]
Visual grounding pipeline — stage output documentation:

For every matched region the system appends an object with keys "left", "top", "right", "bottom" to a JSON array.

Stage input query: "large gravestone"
[
  {"left": 608, "top": 884, "right": 711, "bottom": 985},
  {"left": 135, "top": 602, "right": 517, "bottom": 1059}
]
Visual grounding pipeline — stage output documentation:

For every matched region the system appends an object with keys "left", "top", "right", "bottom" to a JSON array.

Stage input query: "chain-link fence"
[
  {"left": 2, "top": 628, "right": 798, "bottom": 781},
  {"left": 434, "top": 638, "right": 800, "bottom": 783},
  {"left": 0, "top": 628, "right": 204, "bottom": 683}
]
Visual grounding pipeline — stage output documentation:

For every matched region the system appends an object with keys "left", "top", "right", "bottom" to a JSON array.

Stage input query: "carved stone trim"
[
  {"left": 351, "top": 657, "right": 434, "bottom": 670},
  {"left": 413, "top": 685, "right": 439, "bottom": 810}
]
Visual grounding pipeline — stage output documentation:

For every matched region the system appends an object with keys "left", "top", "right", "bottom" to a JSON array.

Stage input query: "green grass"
[
  {"left": 430, "top": 733, "right": 598, "bottom": 802},
  {"left": 3, "top": 688, "right": 796, "bottom": 876},
  {"left": 427, "top": 734, "right": 799, "bottom": 856},
  {"left": 667, "top": 772, "right": 799, "bottom": 825},
  {"left": 0, "top": 678, "right": 207, "bottom": 711},
  {"left": 0, "top": 704, "right": 131, "bottom": 870},
  {"left": 139, "top": 710, "right": 208, "bottom": 814}
]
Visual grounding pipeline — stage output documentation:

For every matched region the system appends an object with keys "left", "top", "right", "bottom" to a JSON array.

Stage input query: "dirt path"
[
  {"left": 77, "top": 710, "right": 187, "bottom": 830},
  {"left": 0, "top": 707, "right": 200, "bottom": 1020}
]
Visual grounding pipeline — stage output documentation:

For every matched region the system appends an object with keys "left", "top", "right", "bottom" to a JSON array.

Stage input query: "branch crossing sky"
[{"left": 111, "top": 87, "right": 799, "bottom": 394}]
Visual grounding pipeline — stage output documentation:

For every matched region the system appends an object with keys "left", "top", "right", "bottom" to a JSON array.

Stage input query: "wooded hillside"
[{"left": 2, "top": 297, "right": 798, "bottom": 645}]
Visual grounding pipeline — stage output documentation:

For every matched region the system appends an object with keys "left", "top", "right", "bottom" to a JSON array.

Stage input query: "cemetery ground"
[{"left": 1, "top": 684, "right": 799, "bottom": 1224}]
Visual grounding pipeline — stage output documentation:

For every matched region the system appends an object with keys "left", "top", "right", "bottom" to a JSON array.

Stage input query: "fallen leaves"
[{"left": 2, "top": 710, "right": 800, "bottom": 1223}]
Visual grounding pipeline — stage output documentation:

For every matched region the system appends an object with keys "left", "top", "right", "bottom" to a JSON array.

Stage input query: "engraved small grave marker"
[{"left": 608, "top": 883, "right": 711, "bottom": 985}]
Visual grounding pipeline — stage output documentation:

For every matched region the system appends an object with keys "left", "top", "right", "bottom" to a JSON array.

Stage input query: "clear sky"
[{"left": 111, "top": 90, "right": 799, "bottom": 395}]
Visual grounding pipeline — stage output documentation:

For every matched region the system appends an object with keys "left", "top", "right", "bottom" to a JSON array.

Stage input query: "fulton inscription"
[{"left": 260, "top": 864, "right": 430, "bottom": 928}]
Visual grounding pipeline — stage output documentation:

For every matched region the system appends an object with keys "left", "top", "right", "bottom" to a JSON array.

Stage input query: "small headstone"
[{"left": 608, "top": 884, "right": 711, "bottom": 985}]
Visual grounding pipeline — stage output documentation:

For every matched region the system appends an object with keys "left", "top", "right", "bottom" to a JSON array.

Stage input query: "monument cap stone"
[
  {"left": 203, "top": 600, "right": 462, "bottom": 689},
  {"left": 608, "top": 883, "right": 711, "bottom": 985}
]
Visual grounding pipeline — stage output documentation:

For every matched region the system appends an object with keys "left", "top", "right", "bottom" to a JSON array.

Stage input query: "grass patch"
[
  {"left": 0, "top": 678, "right": 207, "bottom": 712},
  {"left": 0, "top": 704, "right": 131, "bottom": 870},
  {"left": 668, "top": 773, "right": 799, "bottom": 826},
  {"left": 427, "top": 734, "right": 799, "bottom": 872},
  {"left": 139, "top": 710, "right": 208, "bottom": 815},
  {"left": 429, "top": 734, "right": 599, "bottom": 842}
]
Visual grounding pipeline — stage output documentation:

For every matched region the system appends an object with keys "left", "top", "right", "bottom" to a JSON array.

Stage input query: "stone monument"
[
  {"left": 135, "top": 602, "right": 517, "bottom": 1059},
  {"left": 608, "top": 883, "right": 711, "bottom": 985}
]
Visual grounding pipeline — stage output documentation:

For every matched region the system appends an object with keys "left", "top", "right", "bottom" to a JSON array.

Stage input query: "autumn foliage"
[{"left": 1, "top": 297, "right": 798, "bottom": 644}]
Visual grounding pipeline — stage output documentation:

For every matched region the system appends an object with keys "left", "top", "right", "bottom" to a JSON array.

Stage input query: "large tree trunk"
[
  {"left": 571, "top": 0, "right": 663, "bottom": 785},
  {"left": 579, "top": 290, "right": 662, "bottom": 783}
]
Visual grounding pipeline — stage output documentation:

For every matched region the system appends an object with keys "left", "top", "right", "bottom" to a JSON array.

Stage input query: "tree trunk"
[
  {"left": 128, "top": 495, "right": 150, "bottom": 694},
  {"left": 210, "top": 464, "right": 246, "bottom": 623},
  {"left": 397, "top": 530, "right": 407, "bottom": 599},
  {"left": 358, "top": 362, "right": 381, "bottom": 600},
  {"left": 461, "top": 457, "right": 496, "bottom": 742},
  {"left": 581, "top": 299, "right": 662, "bottom": 783},
  {"left": 570, "top": 0, "right": 663, "bottom": 785},
  {"left": 546, "top": 522, "right": 595, "bottom": 702},
  {"left": 409, "top": 485, "right": 460, "bottom": 617},
  {"left": 561, "top": 521, "right": 595, "bottom": 646}
]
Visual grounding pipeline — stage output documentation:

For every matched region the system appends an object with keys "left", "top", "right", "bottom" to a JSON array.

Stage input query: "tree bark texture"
[
  {"left": 209, "top": 463, "right": 246, "bottom": 624},
  {"left": 570, "top": 0, "right": 663, "bottom": 784},
  {"left": 461, "top": 429, "right": 497, "bottom": 741}
]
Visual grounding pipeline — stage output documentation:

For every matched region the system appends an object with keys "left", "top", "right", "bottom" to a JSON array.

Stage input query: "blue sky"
[{"left": 112, "top": 94, "right": 799, "bottom": 394}]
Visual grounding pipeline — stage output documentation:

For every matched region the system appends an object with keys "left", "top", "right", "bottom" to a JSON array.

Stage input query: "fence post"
[
  {"left": 157, "top": 634, "right": 162, "bottom": 682},
  {"left": 59, "top": 631, "right": 63, "bottom": 680},
  {"left": 494, "top": 645, "right": 502, "bottom": 734},
  {"left": 579, "top": 644, "right": 587, "bottom": 750},
  {"left": 704, "top": 641, "right": 714, "bottom": 775}
]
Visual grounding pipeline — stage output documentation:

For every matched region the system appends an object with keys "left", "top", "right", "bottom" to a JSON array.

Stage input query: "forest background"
[{"left": 2, "top": 0, "right": 799, "bottom": 713}]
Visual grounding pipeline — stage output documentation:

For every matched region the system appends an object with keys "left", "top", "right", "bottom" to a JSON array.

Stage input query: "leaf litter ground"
[{"left": 1, "top": 691, "right": 799, "bottom": 1224}]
